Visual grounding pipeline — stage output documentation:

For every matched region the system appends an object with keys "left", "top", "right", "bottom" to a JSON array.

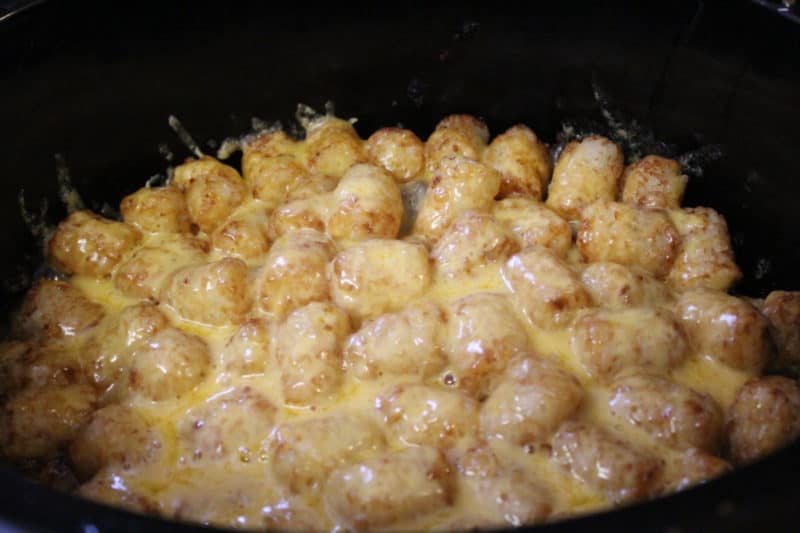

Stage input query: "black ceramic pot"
[{"left": 0, "top": 1, "right": 798, "bottom": 531}]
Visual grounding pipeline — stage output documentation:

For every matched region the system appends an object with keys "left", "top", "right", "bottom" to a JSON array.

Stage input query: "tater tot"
[
  {"left": 483, "top": 125, "right": 551, "bottom": 199},
  {"left": 306, "top": 117, "right": 367, "bottom": 177},
  {"left": 452, "top": 446, "right": 552, "bottom": 527},
  {"left": 13, "top": 279, "right": 104, "bottom": 340},
  {"left": 242, "top": 130, "right": 299, "bottom": 162},
  {"left": 5, "top": 345, "right": 84, "bottom": 392},
  {"left": 161, "top": 257, "right": 252, "bottom": 326},
  {"left": 270, "top": 414, "right": 385, "bottom": 492},
  {"left": 156, "top": 479, "right": 275, "bottom": 529},
  {"left": 185, "top": 175, "right": 247, "bottom": 234},
  {"left": 210, "top": 208, "right": 270, "bottom": 260},
  {"left": 675, "top": 289, "right": 770, "bottom": 371},
  {"left": 69, "top": 404, "right": 159, "bottom": 480},
  {"left": 365, "top": 127, "right": 425, "bottom": 182},
  {"left": 171, "top": 156, "right": 235, "bottom": 189},
  {"left": 550, "top": 420, "right": 663, "bottom": 504},
  {"left": 1, "top": 383, "right": 96, "bottom": 459},
  {"left": 128, "top": 328, "right": 210, "bottom": 401},
  {"left": 492, "top": 198, "right": 572, "bottom": 257},
  {"left": 480, "top": 354, "right": 583, "bottom": 446},
  {"left": 77, "top": 468, "right": 157, "bottom": 514},
  {"left": 285, "top": 173, "right": 338, "bottom": 202},
  {"left": 440, "top": 293, "right": 529, "bottom": 397},
  {"left": 267, "top": 196, "right": 328, "bottom": 241},
  {"left": 219, "top": 318, "right": 274, "bottom": 376},
  {"left": 257, "top": 229, "right": 335, "bottom": 318},
  {"left": 324, "top": 446, "right": 452, "bottom": 531},
  {"left": 546, "top": 135, "right": 624, "bottom": 220},
  {"left": 577, "top": 201, "right": 680, "bottom": 278},
  {"left": 121, "top": 186, "right": 191, "bottom": 234},
  {"left": 329, "top": 239, "right": 431, "bottom": 321},
  {"left": 245, "top": 154, "right": 308, "bottom": 209},
  {"left": 580, "top": 262, "right": 672, "bottom": 309},
  {"left": 178, "top": 386, "right": 276, "bottom": 463},
  {"left": 425, "top": 128, "right": 482, "bottom": 171},
  {"left": 620, "top": 155, "right": 687, "bottom": 209},
  {"left": 275, "top": 302, "right": 350, "bottom": 405},
  {"left": 0, "top": 341, "right": 34, "bottom": 396},
  {"left": 759, "top": 291, "right": 800, "bottom": 364},
  {"left": 343, "top": 302, "right": 446, "bottom": 379},
  {"left": 413, "top": 155, "right": 502, "bottom": 242},
  {"left": 48, "top": 210, "right": 141, "bottom": 277},
  {"left": 113, "top": 234, "right": 207, "bottom": 300},
  {"left": 437, "top": 114, "right": 490, "bottom": 148},
  {"left": 609, "top": 373, "right": 722, "bottom": 451},
  {"left": 431, "top": 211, "right": 519, "bottom": 278},
  {"left": 327, "top": 163, "right": 403, "bottom": 241},
  {"left": 572, "top": 307, "right": 687, "bottom": 380},
  {"left": 500, "top": 247, "right": 591, "bottom": 329},
  {"left": 84, "top": 303, "right": 169, "bottom": 394},
  {"left": 262, "top": 496, "right": 329, "bottom": 533},
  {"left": 243, "top": 129, "right": 322, "bottom": 203},
  {"left": 375, "top": 383, "right": 479, "bottom": 447},
  {"left": 660, "top": 448, "right": 731, "bottom": 493},
  {"left": 727, "top": 376, "right": 800, "bottom": 464},
  {"left": 667, "top": 207, "right": 741, "bottom": 292},
  {"left": 173, "top": 157, "right": 248, "bottom": 233},
  {"left": 424, "top": 115, "right": 489, "bottom": 171}
]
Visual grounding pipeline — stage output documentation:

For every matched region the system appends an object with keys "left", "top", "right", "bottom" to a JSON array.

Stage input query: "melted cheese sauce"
[
  {"left": 3, "top": 115, "right": 761, "bottom": 532},
  {"left": 73, "top": 257, "right": 624, "bottom": 529},
  {"left": 68, "top": 247, "right": 752, "bottom": 530}
]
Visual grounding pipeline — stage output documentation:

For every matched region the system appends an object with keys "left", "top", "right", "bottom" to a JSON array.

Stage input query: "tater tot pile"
[{"left": 1, "top": 112, "right": 799, "bottom": 531}]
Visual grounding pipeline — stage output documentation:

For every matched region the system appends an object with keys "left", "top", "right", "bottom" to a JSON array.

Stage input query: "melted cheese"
[{"left": 66, "top": 244, "right": 750, "bottom": 530}]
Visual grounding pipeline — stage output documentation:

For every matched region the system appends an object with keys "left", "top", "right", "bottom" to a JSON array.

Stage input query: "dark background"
[
  {"left": 0, "top": 1, "right": 799, "bottom": 532},
  {"left": 1, "top": 1, "right": 799, "bottom": 301}
]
